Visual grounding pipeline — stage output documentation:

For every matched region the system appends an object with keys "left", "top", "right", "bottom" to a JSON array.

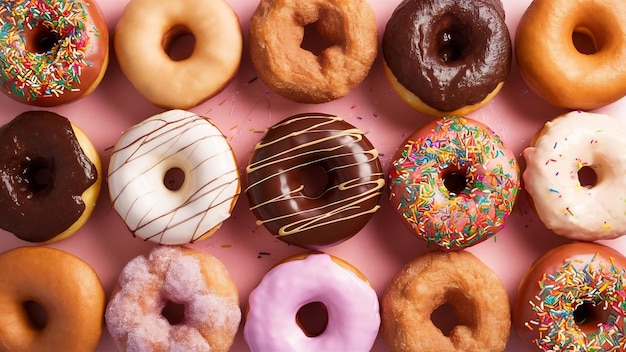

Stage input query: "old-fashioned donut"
[
  {"left": 0, "top": 0, "right": 109, "bottom": 106},
  {"left": 249, "top": 0, "right": 378, "bottom": 103},
  {"left": 245, "top": 113, "right": 384, "bottom": 249},
  {"left": 114, "top": 0, "right": 242, "bottom": 109},
  {"left": 108, "top": 110, "right": 240, "bottom": 245},
  {"left": 388, "top": 116, "right": 519, "bottom": 250},
  {"left": 516, "top": 0, "right": 626, "bottom": 109}
]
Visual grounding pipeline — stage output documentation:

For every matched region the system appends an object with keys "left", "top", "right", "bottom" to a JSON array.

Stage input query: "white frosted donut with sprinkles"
[
  {"left": 108, "top": 110, "right": 240, "bottom": 245},
  {"left": 388, "top": 115, "right": 520, "bottom": 250},
  {"left": 105, "top": 245, "right": 241, "bottom": 352},
  {"left": 523, "top": 111, "right": 626, "bottom": 241},
  {"left": 0, "top": 0, "right": 109, "bottom": 106},
  {"left": 244, "top": 252, "right": 380, "bottom": 352}
]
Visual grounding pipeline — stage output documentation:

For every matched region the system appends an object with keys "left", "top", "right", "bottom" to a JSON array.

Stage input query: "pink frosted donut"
[
  {"left": 105, "top": 246, "right": 241, "bottom": 352},
  {"left": 244, "top": 253, "right": 380, "bottom": 351}
]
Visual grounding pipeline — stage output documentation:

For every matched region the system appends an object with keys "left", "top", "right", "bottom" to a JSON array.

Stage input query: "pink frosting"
[{"left": 243, "top": 253, "right": 380, "bottom": 351}]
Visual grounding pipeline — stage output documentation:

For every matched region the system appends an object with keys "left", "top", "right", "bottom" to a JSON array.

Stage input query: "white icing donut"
[
  {"left": 108, "top": 110, "right": 240, "bottom": 245},
  {"left": 523, "top": 111, "right": 626, "bottom": 241},
  {"left": 243, "top": 253, "right": 380, "bottom": 351}
]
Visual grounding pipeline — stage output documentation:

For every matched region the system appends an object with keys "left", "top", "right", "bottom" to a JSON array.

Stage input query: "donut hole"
[
  {"left": 430, "top": 303, "right": 460, "bottom": 336},
  {"left": 161, "top": 300, "right": 186, "bottom": 325},
  {"left": 573, "top": 300, "right": 608, "bottom": 333},
  {"left": 300, "top": 22, "right": 334, "bottom": 57},
  {"left": 572, "top": 28, "right": 598, "bottom": 55},
  {"left": 441, "top": 168, "right": 468, "bottom": 195},
  {"left": 22, "top": 300, "right": 48, "bottom": 330},
  {"left": 21, "top": 157, "right": 54, "bottom": 193},
  {"left": 300, "top": 163, "right": 329, "bottom": 198},
  {"left": 433, "top": 13, "right": 472, "bottom": 64},
  {"left": 163, "top": 167, "right": 185, "bottom": 191},
  {"left": 162, "top": 25, "right": 196, "bottom": 61},
  {"left": 296, "top": 301, "right": 328, "bottom": 337},
  {"left": 25, "top": 24, "right": 61, "bottom": 54},
  {"left": 577, "top": 166, "right": 598, "bottom": 188}
]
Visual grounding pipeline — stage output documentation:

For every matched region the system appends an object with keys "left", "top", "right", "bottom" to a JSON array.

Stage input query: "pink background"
[{"left": 1, "top": 0, "right": 625, "bottom": 351}]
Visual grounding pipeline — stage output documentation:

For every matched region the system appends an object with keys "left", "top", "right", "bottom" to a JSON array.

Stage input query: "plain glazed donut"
[
  {"left": 523, "top": 111, "right": 626, "bottom": 241},
  {"left": 0, "top": 111, "right": 101, "bottom": 243},
  {"left": 0, "top": 246, "right": 105, "bottom": 352},
  {"left": 381, "top": 250, "right": 510, "bottom": 352},
  {"left": 388, "top": 116, "right": 519, "bottom": 250},
  {"left": 0, "top": 0, "right": 109, "bottom": 106},
  {"left": 245, "top": 113, "right": 384, "bottom": 249},
  {"left": 105, "top": 245, "right": 241, "bottom": 352},
  {"left": 249, "top": 0, "right": 378, "bottom": 103},
  {"left": 244, "top": 252, "right": 380, "bottom": 351},
  {"left": 513, "top": 242, "right": 626, "bottom": 350},
  {"left": 108, "top": 110, "right": 240, "bottom": 245},
  {"left": 383, "top": 0, "right": 511, "bottom": 117},
  {"left": 515, "top": 0, "right": 626, "bottom": 110},
  {"left": 114, "top": 0, "right": 242, "bottom": 109}
]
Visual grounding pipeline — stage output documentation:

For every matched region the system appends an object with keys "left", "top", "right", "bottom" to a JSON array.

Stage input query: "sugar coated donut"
[
  {"left": 114, "top": 0, "right": 242, "bottom": 109},
  {"left": 381, "top": 250, "right": 510, "bottom": 352},
  {"left": 108, "top": 110, "right": 240, "bottom": 245},
  {"left": 246, "top": 113, "right": 384, "bottom": 249},
  {"left": 383, "top": 0, "right": 511, "bottom": 117},
  {"left": 523, "top": 111, "right": 626, "bottom": 241},
  {"left": 388, "top": 116, "right": 519, "bottom": 250},
  {"left": 105, "top": 245, "right": 241, "bottom": 352},
  {"left": 513, "top": 242, "right": 626, "bottom": 350},
  {"left": 0, "top": 246, "right": 105, "bottom": 352},
  {"left": 516, "top": 0, "right": 626, "bottom": 110},
  {"left": 0, "top": 0, "right": 109, "bottom": 106},
  {"left": 0, "top": 111, "right": 101, "bottom": 243},
  {"left": 244, "top": 252, "right": 380, "bottom": 352},
  {"left": 249, "top": 0, "right": 378, "bottom": 103}
]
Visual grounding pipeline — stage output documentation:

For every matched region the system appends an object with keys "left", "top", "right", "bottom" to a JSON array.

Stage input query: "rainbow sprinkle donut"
[
  {"left": 388, "top": 115, "right": 519, "bottom": 250},
  {"left": 0, "top": 0, "right": 109, "bottom": 106}
]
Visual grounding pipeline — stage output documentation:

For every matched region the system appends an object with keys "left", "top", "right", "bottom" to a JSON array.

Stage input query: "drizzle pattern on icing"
[
  {"left": 245, "top": 113, "right": 384, "bottom": 249},
  {"left": 388, "top": 116, "right": 519, "bottom": 249},
  {"left": 108, "top": 110, "right": 240, "bottom": 245}
]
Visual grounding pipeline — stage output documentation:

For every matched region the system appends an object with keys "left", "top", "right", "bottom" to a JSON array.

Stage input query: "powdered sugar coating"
[{"left": 105, "top": 246, "right": 241, "bottom": 352}]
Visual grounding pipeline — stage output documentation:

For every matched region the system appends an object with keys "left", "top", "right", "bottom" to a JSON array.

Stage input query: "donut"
[
  {"left": 108, "top": 109, "right": 240, "bottom": 245},
  {"left": 381, "top": 250, "right": 510, "bottom": 352},
  {"left": 245, "top": 113, "right": 384, "bottom": 249},
  {"left": 249, "top": 0, "right": 378, "bottom": 103},
  {"left": 244, "top": 252, "right": 380, "bottom": 351},
  {"left": 388, "top": 115, "right": 519, "bottom": 250},
  {"left": 114, "top": 0, "right": 242, "bottom": 109},
  {"left": 515, "top": 0, "right": 626, "bottom": 110},
  {"left": 0, "top": 111, "right": 101, "bottom": 243},
  {"left": 105, "top": 245, "right": 241, "bottom": 352},
  {"left": 0, "top": 246, "right": 105, "bottom": 352},
  {"left": 0, "top": 0, "right": 109, "bottom": 106},
  {"left": 523, "top": 111, "right": 626, "bottom": 241},
  {"left": 513, "top": 242, "right": 626, "bottom": 350},
  {"left": 383, "top": 0, "right": 511, "bottom": 117}
]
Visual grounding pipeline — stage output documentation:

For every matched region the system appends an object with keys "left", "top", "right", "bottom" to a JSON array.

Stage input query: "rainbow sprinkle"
[
  {"left": 527, "top": 255, "right": 626, "bottom": 351},
  {"left": 0, "top": 0, "right": 95, "bottom": 100},
  {"left": 388, "top": 116, "right": 519, "bottom": 249}
]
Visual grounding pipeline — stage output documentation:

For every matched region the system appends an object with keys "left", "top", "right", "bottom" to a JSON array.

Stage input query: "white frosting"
[
  {"left": 523, "top": 111, "right": 626, "bottom": 240},
  {"left": 108, "top": 110, "right": 240, "bottom": 244},
  {"left": 243, "top": 253, "right": 380, "bottom": 351}
]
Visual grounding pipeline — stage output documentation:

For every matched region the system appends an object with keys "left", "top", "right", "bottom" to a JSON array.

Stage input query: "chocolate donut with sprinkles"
[
  {"left": 513, "top": 242, "right": 626, "bottom": 351},
  {"left": 0, "top": 0, "right": 109, "bottom": 106},
  {"left": 388, "top": 116, "right": 519, "bottom": 250},
  {"left": 246, "top": 113, "right": 384, "bottom": 250}
]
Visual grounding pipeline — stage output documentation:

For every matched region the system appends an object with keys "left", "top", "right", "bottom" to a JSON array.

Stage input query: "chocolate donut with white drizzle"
[{"left": 246, "top": 113, "right": 384, "bottom": 249}]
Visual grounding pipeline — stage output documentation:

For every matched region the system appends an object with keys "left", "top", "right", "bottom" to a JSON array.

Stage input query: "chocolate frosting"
[
  {"left": 383, "top": 0, "right": 511, "bottom": 112},
  {"left": 0, "top": 111, "right": 98, "bottom": 242},
  {"left": 246, "top": 113, "right": 384, "bottom": 250}
]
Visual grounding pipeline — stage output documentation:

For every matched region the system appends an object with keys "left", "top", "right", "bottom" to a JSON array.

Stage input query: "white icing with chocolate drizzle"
[
  {"left": 245, "top": 113, "right": 384, "bottom": 249},
  {"left": 108, "top": 110, "right": 240, "bottom": 244}
]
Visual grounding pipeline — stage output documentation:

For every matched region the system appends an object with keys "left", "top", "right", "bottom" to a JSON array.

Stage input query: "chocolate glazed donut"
[
  {"left": 246, "top": 113, "right": 384, "bottom": 250},
  {"left": 383, "top": 0, "right": 511, "bottom": 114}
]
